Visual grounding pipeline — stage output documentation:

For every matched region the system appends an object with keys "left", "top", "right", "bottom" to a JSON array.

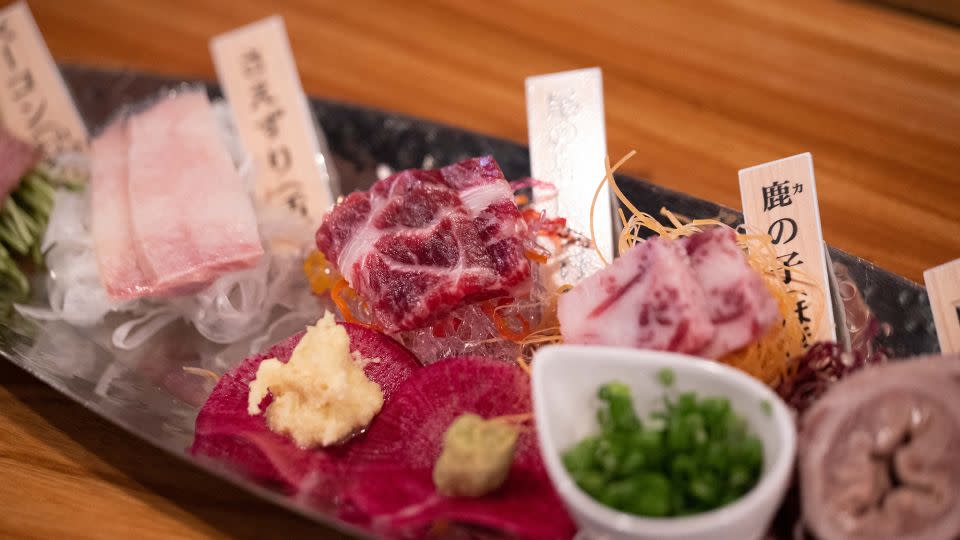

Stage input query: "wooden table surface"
[{"left": 1, "top": 0, "right": 958, "bottom": 538}]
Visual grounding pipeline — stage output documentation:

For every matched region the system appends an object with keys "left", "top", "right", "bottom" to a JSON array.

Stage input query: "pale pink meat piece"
[
  {"left": 0, "top": 127, "right": 39, "bottom": 201},
  {"left": 558, "top": 236, "right": 715, "bottom": 354},
  {"left": 316, "top": 156, "right": 531, "bottom": 332},
  {"left": 126, "top": 90, "right": 263, "bottom": 296},
  {"left": 558, "top": 228, "right": 778, "bottom": 359},
  {"left": 90, "top": 120, "right": 151, "bottom": 299},
  {"left": 682, "top": 227, "right": 780, "bottom": 358}
]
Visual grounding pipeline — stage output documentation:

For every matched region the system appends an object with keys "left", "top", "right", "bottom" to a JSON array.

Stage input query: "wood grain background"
[{"left": 1, "top": 0, "right": 958, "bottom": 538}]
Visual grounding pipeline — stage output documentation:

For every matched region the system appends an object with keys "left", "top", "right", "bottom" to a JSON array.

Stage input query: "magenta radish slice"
[
  {"left": 191, "top": 323, "right": 420, "bottom": 496},
  {"left": 338, "top": 357, "right": 576, "bottom": 540}
]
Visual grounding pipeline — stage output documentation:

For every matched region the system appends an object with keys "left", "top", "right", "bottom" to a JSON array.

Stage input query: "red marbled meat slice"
[
  {"left": 682, "top": 227, "right": 780, "bottom": 358},
  {"left": 338, "top": 357, "right": 576, "bottom": 540},
  {"left": 799, "top": 356, "right": 960, "bottom": 540},
  {"left": 558, "top": 236, "right": 715, "bottom": 354},
  {"left": 190, "top": 323, "right": 420, "bottom": 496},
  {"left": 558, "top": 228, "right": 777, "bottom": 359},
  {"left": 127, "top": 90, "right": 263, "bottom": 296},
  {"left": 0, "top": 127, "right": 39, "bottom": 201},
  {"left": 316, "top": 156, "right": 531, "bottom": 332},
  {"left": 90, "top": 120, "right": 152, "bottom": 299}
]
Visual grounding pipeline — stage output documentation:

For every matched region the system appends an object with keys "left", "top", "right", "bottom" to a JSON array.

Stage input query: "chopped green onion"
[
  {"left": 760, "top": 400, "right": 772, "bottom": 416},
  {"left": 562, "top": 380, "right": 764, "bottom": 518},
  {"left": 657, "top": 368, "right": 675, "bottom": 387}
]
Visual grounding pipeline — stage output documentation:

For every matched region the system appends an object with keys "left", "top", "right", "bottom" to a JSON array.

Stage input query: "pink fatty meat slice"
[
  {"left": 90, "top": 90, "right": 264, "bottom": 300},
  {"left": 126, "top": 90, "right": 263, "bottom": 296},
  {"left": 682, "top": 227, "right": 780, "bottom": 358},
  {"left": 90, "top": 118, "right": 152, "bottom": 298},
  {"left": 558, "top": 227, "right": 779, "bottom": 360}
]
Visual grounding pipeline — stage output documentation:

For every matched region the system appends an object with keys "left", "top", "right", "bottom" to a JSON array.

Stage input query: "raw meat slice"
[
  {"left": 339, "top": 357, "right": 576, "bottom": 540},
  {"left": 799, "top": 355, "right": 960, "bottom": 540},
  {"left": 127, "top": 90, "right": 263, "bottom": 296},
  {"left": 90, "top": 120, "right": 151, "bottom": 299},
  {"left": 559, "top": 228, "right": 779, "bottom": 359},
  {"left": 0, "top": 127, "right": 39, "bottom": 201},
  {"left": 191, "top": 323, "right": 420, "bottom": 495},
  {"left": 558, "top": 236, "right": 715, "bottom": 354},
  {"left": 682, "top": 228, "right": 780, "bottom": 358},
  {"left": 316, "top": 156, "right": 532, "bottom": 332}
]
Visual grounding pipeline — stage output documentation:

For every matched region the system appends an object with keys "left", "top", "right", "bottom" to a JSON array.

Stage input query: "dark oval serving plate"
[{"left": 0, "top": 66, "right": 940, "bottom": 539}]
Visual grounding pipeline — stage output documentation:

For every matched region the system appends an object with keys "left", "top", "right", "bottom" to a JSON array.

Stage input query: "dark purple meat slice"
[
  {"left": 799, "top": 355, "right": 960, "bottom": 540},
  {"left": 316, "top": 156, "right": 532, "bottom": 332}
]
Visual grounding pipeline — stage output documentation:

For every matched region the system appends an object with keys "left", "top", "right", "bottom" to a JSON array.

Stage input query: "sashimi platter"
[{"left": 1, "top": 5, "right": 958, "bottom": 540}]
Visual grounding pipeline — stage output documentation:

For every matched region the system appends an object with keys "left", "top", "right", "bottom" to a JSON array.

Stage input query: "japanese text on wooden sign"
[
  {"left": 924, "top": 259, "right": 960, "bottom": 354},
  {"left": 0, "top": 1, "right": 88, "bottom": 155},
  {"left": 211, "top": 15, "right": 335, "bottom": 237},
  {"left": 526, "top": 67, "right": 611, "bottom": 283},
  {"left": 739, "top": 153, "right": 837, "bottom": 345}
]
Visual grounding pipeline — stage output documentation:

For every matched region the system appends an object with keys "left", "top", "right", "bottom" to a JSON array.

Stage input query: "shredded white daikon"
[{"left": 16, "top": 185, "right": 319, "bottom": 350}]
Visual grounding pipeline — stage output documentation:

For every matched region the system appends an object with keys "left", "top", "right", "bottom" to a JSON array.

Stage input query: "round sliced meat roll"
[{"left": 799, "top": 355, "right": 960, "bottom": 540}]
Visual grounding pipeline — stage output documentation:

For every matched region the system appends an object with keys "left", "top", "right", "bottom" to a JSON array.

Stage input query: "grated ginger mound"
[{"left": 247, "top": 312, "right": 384, "bottom": 448}]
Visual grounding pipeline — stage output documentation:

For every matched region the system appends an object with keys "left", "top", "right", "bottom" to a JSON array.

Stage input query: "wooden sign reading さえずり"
[{"left": 211, "top": 15, "right": 336, "bottom": 243}]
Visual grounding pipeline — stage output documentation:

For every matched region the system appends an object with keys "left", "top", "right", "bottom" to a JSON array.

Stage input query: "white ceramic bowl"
[{"left": 532, "top": 345, "right": 796, "bottom": 540}]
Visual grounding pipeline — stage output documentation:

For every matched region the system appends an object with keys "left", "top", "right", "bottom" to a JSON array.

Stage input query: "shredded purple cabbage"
[{"left": 775, "top": 341, "right": 887, "bottom": 413}]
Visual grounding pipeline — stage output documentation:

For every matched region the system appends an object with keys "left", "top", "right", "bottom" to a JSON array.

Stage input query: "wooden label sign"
[
  {"left": 0, "top": 1, "right": 88, "bottom": 155},
  {"left": 739, "top": 153, "right": 837, "bottom": 345},
  {"left": 526, "top": 67, "right": 611, "bottom": 281},
  {"left": 924, "top": 259, "right": 960, "bottom": 354},
  {"left": 211, "top": 15, "right": 335, "bottom": 238}
]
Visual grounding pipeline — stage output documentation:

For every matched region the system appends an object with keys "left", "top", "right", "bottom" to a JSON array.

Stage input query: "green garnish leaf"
[
  {"left": 657, "top": 368, "right": 675, "bottom": 387},
  {"left": 0, "top": 165, "right": 69, "bottom": 308}
]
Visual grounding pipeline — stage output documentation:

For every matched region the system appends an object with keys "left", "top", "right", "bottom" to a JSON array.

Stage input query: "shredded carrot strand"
[
  {"left": 524, "top": 248, "right": 550, "bottom": 265},
  {"left": 493, "top": 301, "right": 537, "bottom": 333},
  {"left": 589, "top": 151, "right": 638, "bottom": 266},
  {"left": 515, "top": 355, "right": 532, "bottom": 376},
  {"left": 303, "top": 250, "right": 338, "bottom": 295},
  {"left": 182, "top": 367, "right": 220, "bottom": 383},
  {"left": 331, "top": 278, "right": 362, "bottom": 324},
  {"left": 495, "top": 412, "right": 533, "bottom": 423},
  {"left": 480, "top": 299, "right": 533, "bottom": 342}
]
